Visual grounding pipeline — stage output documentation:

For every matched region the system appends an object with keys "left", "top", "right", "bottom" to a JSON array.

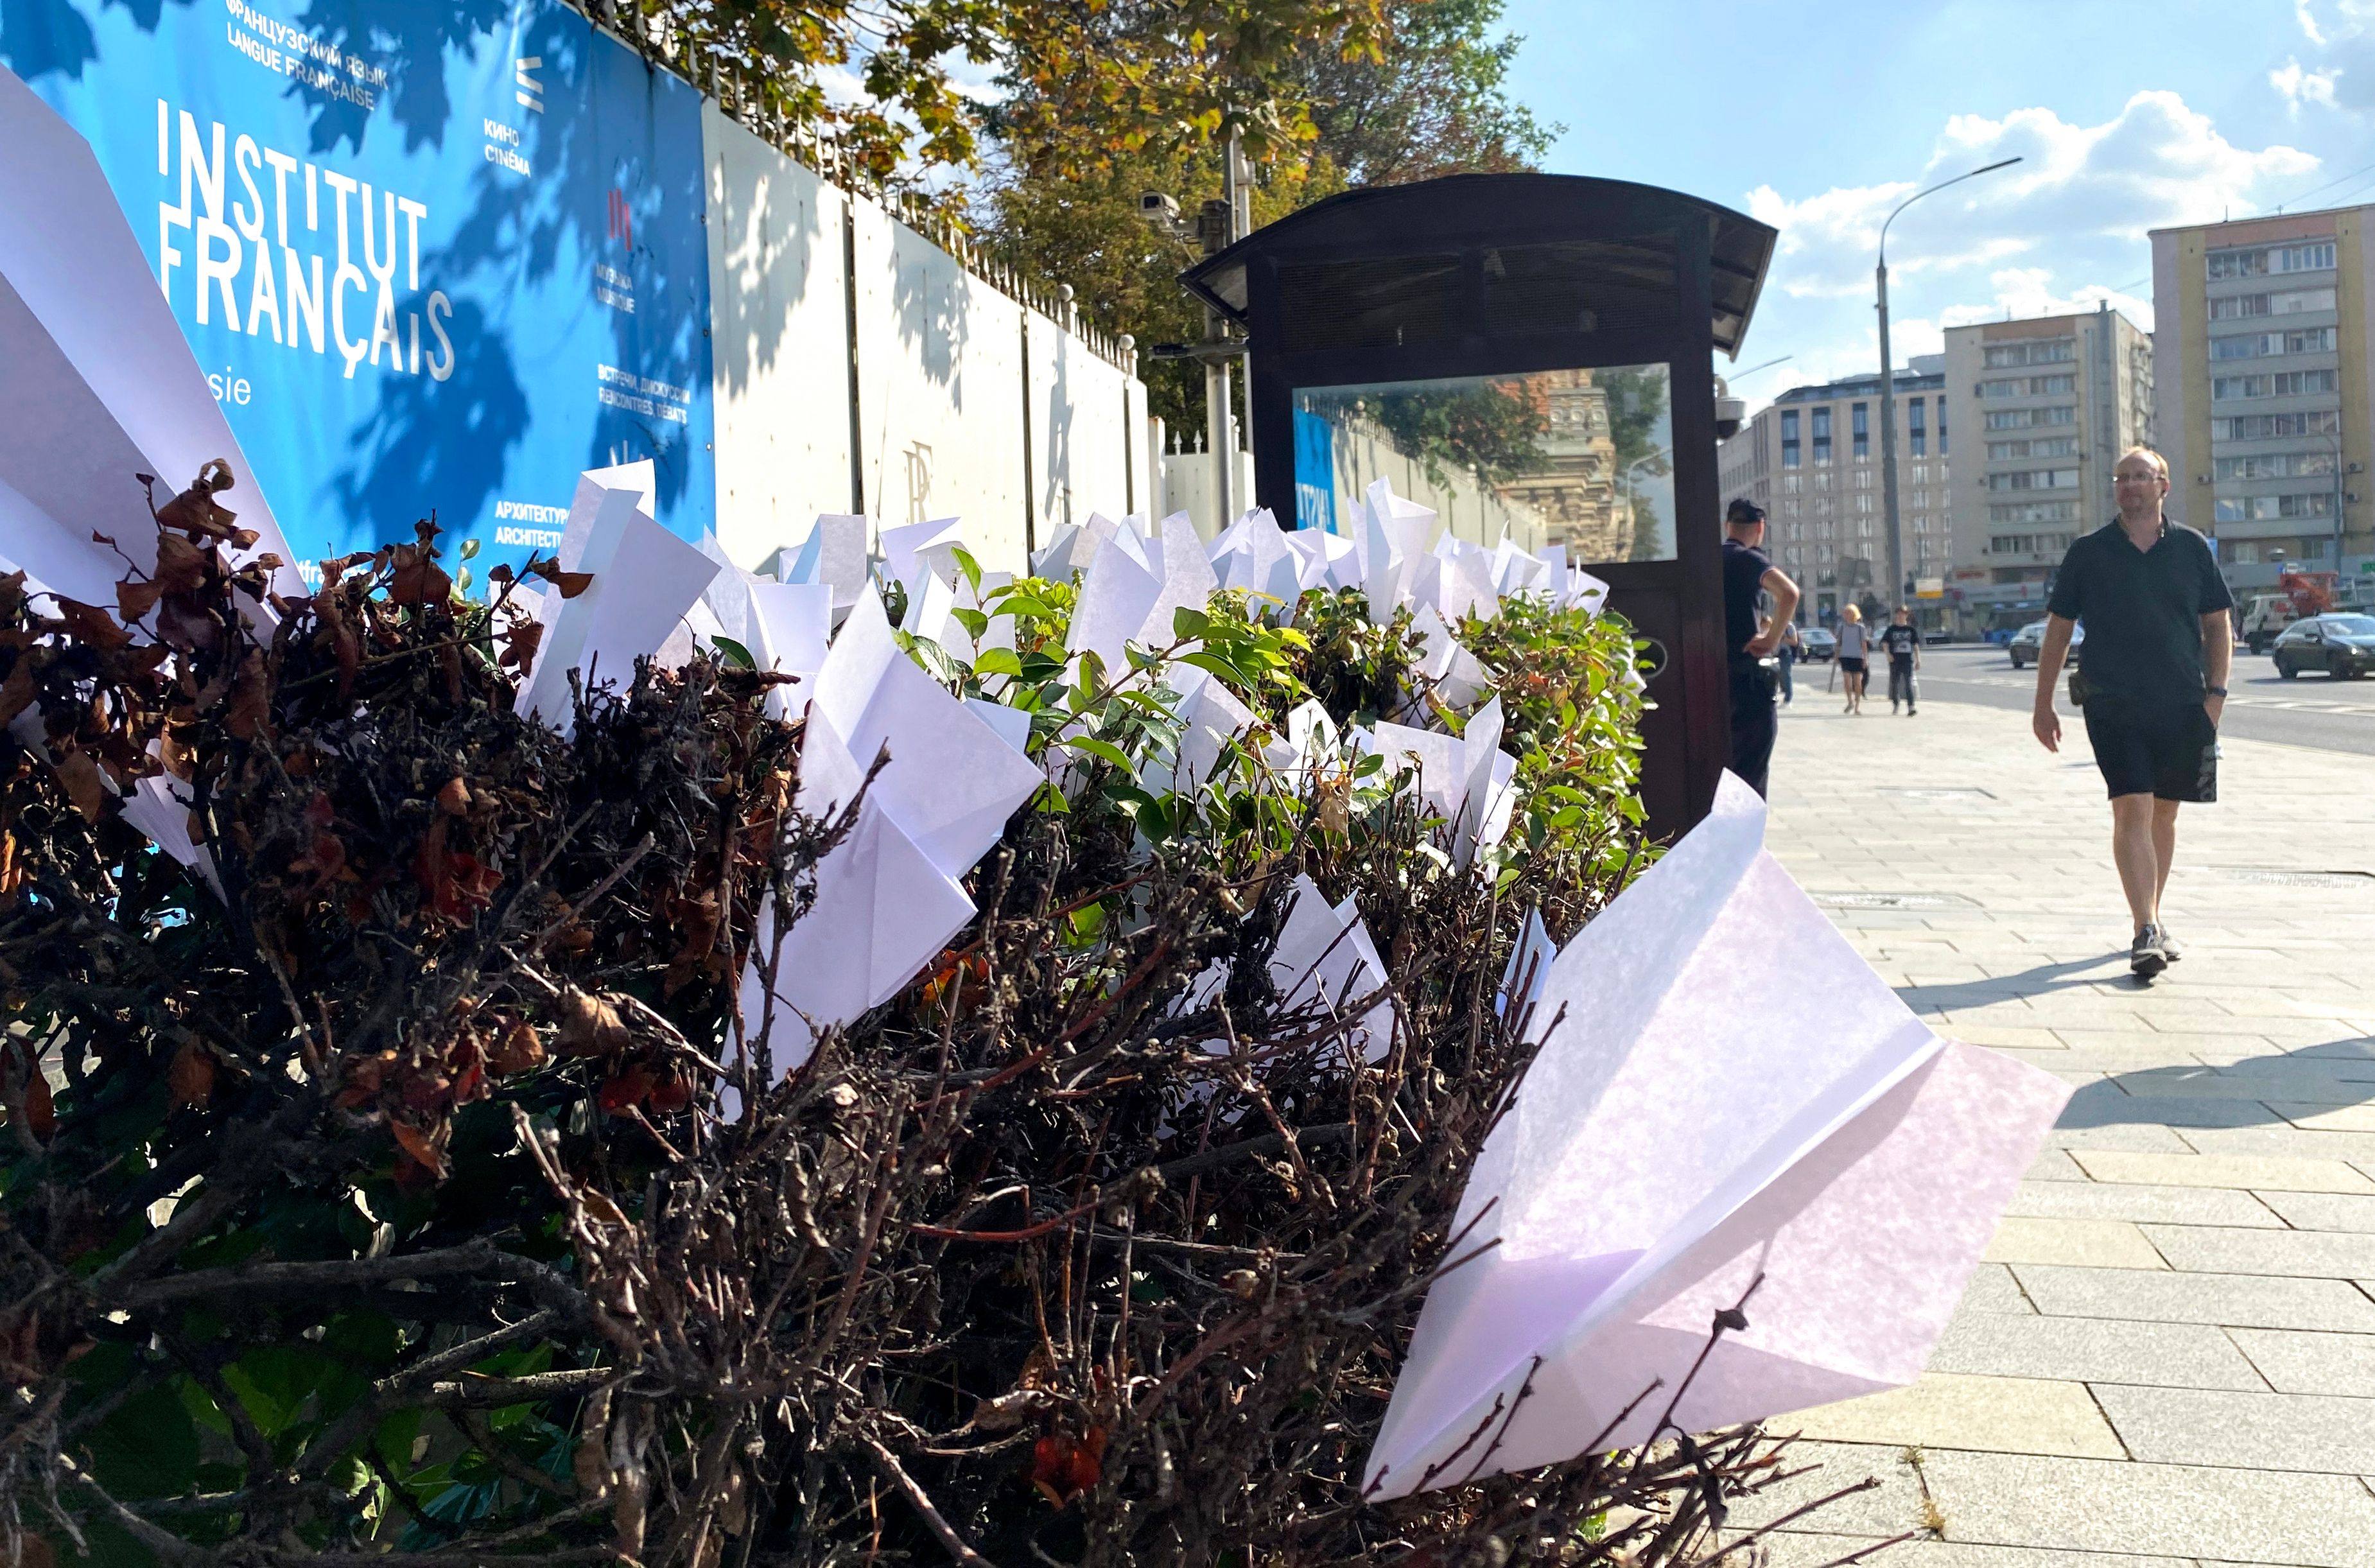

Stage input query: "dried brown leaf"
[
  {"left": 53, "top": 750, "right": 105, "bottom": 826},
  {"left": 557, "top": 988, "right": 630, "bottom": 1058},
  {"left": 114, "top": 577, "right": 162, "bottom": 624},
  {"left": 167, "top": 1042, "right": 216, "bottom": 1110}
]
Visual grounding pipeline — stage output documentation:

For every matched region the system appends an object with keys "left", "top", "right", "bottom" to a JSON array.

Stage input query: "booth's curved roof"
[{"left": 1181, "top": 172, "right": 1777, "bottom": 356}]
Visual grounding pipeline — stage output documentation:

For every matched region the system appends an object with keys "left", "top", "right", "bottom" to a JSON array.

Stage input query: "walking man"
[
  {"left": 1881, "top": 607, "right": 1922, "bottom": 715},
  {"left": 1724, "top": 498, "right": 1802, "bottom": 797},
  {"left": 2030, "top": 448, "right": 2232, "bottom": 979}
]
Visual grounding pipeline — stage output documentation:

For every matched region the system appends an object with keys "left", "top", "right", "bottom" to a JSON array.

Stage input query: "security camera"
[{"left": 1137, "top": 191, "right": 1180, "bottom": 226}]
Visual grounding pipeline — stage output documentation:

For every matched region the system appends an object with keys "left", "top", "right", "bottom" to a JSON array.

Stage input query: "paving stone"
[
  {"left": 2141, "top": 1224, "right": 2375, "bottom": 1279},
  {"left": 2011, "top": 1264, "right": 2375, "bottom": 1331},
  {"left": 1738, "top": 1442, "right": 2375, "bottom": 1565},
  {"left": 1983, "top": 1217, "right": 2166, "bottom": 1269},
  {"left": 1947, "top": 1024, "right": 2074, "bottom": 1051},
  {"left": 1929, "top": 1311, "right": 2265, "bottom": 1390},
  {"left": 2273, "top": 1102, "right": 2375, "bottom": 1133},
  {"left": 2069, "top": 1150, "right": 2375, "bottom": 1194},
  {"left": 2227, "top": 1328, "right": 2375, "bottom": 1397},
  {"left": 2058, "top": 1085, "right": 2275, "bottom": 1129},
  {"left": 1911, "top": 1448, "right": 2375, "bottom": 1565},
  {"left": 2002, "top": 1179, "right": 2283, "bottom": 1228},
  {"left": 2254, "top": 1191, "right": 2375, "bottom": 1232},
  {"left": 2045, "top": 1124, "right": 2199, "bottom": 1154},
  {"left": 2093, "top": 1383, "right": 2375, "bottom": 1474},
  {"left": 2027, "top": 1149, "right": 2093, "bottom": 1182},
  {"left": 2178, "top": 1125, "right": 2375, "bottom": 1163},
  {"left": 2051, "top": 1031, "right": 2275, "bottom": 1062},
  {"left": 1761, "top": 1535, "right": 2202, "bottom": 1568},
  {"left": 1956, "top": 1262, "right": 2039, "bottom": 1315},
  {"left": 1782, "top": 1373, "right": 2123, "bottom": 1459}
]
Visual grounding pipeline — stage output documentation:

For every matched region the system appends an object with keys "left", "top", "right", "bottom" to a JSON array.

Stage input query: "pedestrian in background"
[
  {"left": 2029, "top": 448, "right": 2232, "bottom": 980},
  {"left": 1835, "top": 604, "right": 1871, "bottom": 714},
  {"left": 1778, "top": 619, "right": 1802, "bottom": 706},
  {"left": 1881, "top": 606, "right": 1922, "bottom": 715},
  {"left": 1723, "top": 498, "right": 1801, "bottom": 796}
]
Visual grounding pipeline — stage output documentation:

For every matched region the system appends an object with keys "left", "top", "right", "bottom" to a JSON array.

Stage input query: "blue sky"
[{"left": 1501, "top": 0, "right": 2375, "bottom": 405}]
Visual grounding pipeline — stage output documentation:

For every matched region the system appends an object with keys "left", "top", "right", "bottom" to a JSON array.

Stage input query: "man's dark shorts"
[{"left": 2081, "top": 699, "right": 2217, "bottom": 803}]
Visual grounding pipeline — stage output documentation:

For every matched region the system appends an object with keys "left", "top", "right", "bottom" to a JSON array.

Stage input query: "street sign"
[{"left": 1914, "top": 577, "right": 1945, "bottom": 599}]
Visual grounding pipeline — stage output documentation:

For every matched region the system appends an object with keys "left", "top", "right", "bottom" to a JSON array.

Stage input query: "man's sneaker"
[
  {"left": 2159, "top": 928, "right": 2183, "bottom": 963},
  {"left": 2131, "top": 925, "right": 2169, "bottom": 980}
]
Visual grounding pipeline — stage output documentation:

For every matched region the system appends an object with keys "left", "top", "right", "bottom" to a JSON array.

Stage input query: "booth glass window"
[{"left": 1291, "top": 363, "right": 1677, "bottom": 564}]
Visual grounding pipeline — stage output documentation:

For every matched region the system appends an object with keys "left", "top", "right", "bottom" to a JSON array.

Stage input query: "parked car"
[
  {"left": 1798, "top": 626, "right": 1837, "bottom": 662},
  {"left": 1923, "top": 627, "right": 1954, "bottom": 645},
  {"left": 2006, "top": 620, "right": 2082, "bottom": 670},
  {"left": 2271, "top": 613, "right": 2375, "bottom": 679}
]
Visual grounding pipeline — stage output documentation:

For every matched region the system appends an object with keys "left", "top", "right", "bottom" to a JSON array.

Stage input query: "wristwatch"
[{"left": 2205, "top": 686, "right": 2228, "bottom": 697}]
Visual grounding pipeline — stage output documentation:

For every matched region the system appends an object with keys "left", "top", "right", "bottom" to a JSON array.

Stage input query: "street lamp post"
[
  {"left": 1621, "top": 446, "right": 1671, "bottom": 553},
  {"left": 1877, "top": 156, "right": 2021, "bottom": 614}
]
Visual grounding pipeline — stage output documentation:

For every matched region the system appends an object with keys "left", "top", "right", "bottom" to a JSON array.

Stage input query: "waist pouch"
[{"left": 1730, "top": 656, "right": 1780, "bottom": 701}]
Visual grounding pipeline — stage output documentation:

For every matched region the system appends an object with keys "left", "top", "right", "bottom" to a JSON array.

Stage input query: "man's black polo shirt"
[{"left": 2046, "top": 518, "right": 2233, "bottom": 704}]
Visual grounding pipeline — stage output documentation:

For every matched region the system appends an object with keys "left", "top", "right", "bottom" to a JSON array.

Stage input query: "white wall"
[
  {"left": 704, "top": 110, "right": 1147, "bottom": 578},
  {"left": 705, "top": 107, "right": 855, "bottom": 568},
  {"left": 1027, "top": 311, "right": 1142, "bottom": 543},
  {"left": 852, "top": 199, "right": 1031, "bottom": 568}
]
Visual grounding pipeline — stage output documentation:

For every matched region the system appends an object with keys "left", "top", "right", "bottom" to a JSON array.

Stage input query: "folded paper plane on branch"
[
  {"left": 739, "top": 588, "right": 1041, "bottom": 1061},
  {"left": 1361, "top": 698, "right": 1517, "bottom": 869},
  {"left": 1206, "top": 509, "right": 1300, "bottom": 603},
  {"left": 772, "top": 514, "right": 871, "bottom": 614},
  {"left": 1411, "top": 605, "right": 1491, "bottom": 711},
  {"left": 1282, "top": 528, "right": 1359, "bottom": 594},
  {"left": 1140, "top": 666, "right": 1294, "bottom": 798},
  {"left": 516, "top": 464, "right": 718, "bottom": 734},
  {"left": 1068, "top": 512, "right": 1217, "bottom": 675},
  {"left": 1182, "top": 873, "right": 1394, "bottom": 1067},
  {"left": 0, "top": 67, "right": 301, "bottom": 607},
  {"left": 1363, "top": 775, "right": 2070, "bottom": 1499},
  {"left": 1358, "top": 481, "right": 1439, "bottom": 624}
]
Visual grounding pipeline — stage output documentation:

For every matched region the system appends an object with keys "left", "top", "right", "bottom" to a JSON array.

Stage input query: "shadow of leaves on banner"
[{"left": 318, "top": 5, "right": 713, "bottom": 536}]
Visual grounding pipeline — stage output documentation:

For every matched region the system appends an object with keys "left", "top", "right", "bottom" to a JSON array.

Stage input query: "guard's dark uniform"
[{"left": 1723, "top": 536, "right": 1779, "bottom": 797}]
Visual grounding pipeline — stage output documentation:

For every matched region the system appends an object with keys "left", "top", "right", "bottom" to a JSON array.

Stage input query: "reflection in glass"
[{"left": 1291, "top": 364, "right": 1675, "bottom": 564}]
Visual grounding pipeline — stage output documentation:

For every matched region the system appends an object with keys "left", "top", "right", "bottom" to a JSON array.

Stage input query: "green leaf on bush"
[{"left": 1065, "top": 736, "right": 1135, "bottom": 775}]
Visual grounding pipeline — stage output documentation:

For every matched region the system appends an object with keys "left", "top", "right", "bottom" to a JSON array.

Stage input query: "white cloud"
[
  {"left": 2281, "top": 1, "right": 2375, "bottom": 109},
  {"left": 2273, "top": 58, "right": 2342, "bottom": 112},
  {"left": 1736, "top": 91, "right": 2311, "bottom": 405}
]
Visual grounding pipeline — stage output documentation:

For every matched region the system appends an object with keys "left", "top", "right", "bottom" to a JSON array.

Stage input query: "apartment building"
[
  {"left": 1715, "top": 358, "right": 1951, "bottom": 626},
  {"left": 1942, "top": 305, "right": 2155, "bottom": 634},
  {"left": 2152, "top": 208, "right": 2375, "bottom": 592}
]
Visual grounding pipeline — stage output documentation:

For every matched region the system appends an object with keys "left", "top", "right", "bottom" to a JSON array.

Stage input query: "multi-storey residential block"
[
  {"left": 1942, "top": 305, "right": 2154, "bottom": 634},
  {"left": 2152, "top": 209, "right": 2373, "bottom": 594},
  {"left": 1716, "top": 358, "right": 1951, "bottom": 627}
]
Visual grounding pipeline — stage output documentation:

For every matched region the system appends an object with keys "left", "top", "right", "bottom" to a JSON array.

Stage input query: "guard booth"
[{"left": 1181, "top": 174, "right": 1777, "bottom": 839}]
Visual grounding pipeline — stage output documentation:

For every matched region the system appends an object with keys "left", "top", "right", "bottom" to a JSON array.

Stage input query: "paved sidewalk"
[{"left": 1741, "top": 685, "right": 2375, "bottom": 1568}]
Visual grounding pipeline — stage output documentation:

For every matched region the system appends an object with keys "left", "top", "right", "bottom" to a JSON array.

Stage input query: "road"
[{"left": 1793, "top": 645, "right": 2375, "bottom": 757}]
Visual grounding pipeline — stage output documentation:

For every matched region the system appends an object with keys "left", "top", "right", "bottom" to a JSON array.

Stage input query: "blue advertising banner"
[
  {"left": 1292, "top": 406, "right": 1335, "bottom": 534},
  {"left": 3, "top": 0, "right": 715, "bottom": 582}
]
